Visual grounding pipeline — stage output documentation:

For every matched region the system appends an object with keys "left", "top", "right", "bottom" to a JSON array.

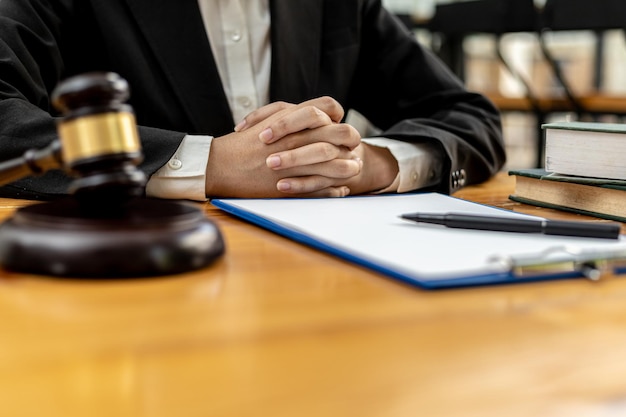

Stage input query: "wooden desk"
[{"left": 2, "top": 173, "right": 626, "bottom": 417}]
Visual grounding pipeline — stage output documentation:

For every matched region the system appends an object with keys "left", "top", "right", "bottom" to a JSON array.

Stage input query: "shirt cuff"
[
  {"left": 361, "top": 137, "right": 443, "bottom": 193},
  {"left": 145, "top": 135, "right": 213, "bottom": 201}
]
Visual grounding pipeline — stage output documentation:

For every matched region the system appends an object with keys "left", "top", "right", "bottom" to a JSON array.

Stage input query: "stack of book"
[{"left": 508, "top": 121, "right": 626, "bottom": 222}]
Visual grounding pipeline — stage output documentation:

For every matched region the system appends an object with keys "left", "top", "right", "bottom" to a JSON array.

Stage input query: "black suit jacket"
[{"left": 0, "top": 0, "right": 505, "bottom": 199}]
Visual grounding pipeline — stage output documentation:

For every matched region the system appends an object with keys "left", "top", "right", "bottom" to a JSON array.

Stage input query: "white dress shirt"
[{"left": 146, "top": 0, "right": 442, "bottom": 201}]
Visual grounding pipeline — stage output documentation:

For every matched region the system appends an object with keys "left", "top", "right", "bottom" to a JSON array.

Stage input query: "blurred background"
[{"left": 380, "top": 0, "right": 626, "bottom": 171}]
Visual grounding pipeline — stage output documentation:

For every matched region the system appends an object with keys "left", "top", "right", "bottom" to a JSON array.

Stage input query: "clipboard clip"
[{"left": 488, "top": 245, "right": 626, "bottom": 282}]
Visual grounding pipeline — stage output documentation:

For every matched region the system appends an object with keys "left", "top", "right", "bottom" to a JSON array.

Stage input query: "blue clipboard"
[{"left": 212, "top": 193, "right": 626, "bottom": 289}]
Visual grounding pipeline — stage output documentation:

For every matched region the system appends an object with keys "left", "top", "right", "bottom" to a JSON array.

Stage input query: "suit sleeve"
[
  {"left": 0, "top": 0, "right": 182, "bottom": 199},
  {"left": 349, "top": 0, "right": 506, "bottom": 194}
]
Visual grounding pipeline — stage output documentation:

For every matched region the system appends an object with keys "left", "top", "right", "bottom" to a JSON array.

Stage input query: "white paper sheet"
[{"left": 212, "top": 193, "right": 626, "bottom": 288}]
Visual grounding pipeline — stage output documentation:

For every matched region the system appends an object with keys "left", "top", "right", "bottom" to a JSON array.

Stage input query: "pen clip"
[{"left": 488, "top": 245, "right": 626, "bottom": 282}]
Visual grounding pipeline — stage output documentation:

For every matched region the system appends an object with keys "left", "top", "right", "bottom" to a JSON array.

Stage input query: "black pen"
[{"left": 400, "top": 212, "right": 622, "bottom": 240}]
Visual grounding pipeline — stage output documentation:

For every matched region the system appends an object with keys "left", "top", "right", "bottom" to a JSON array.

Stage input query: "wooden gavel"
[
  {"left": 0, "top": 72, "right": 146, "bottom": 203},
  {"left": 0, "top": 72, "right": 224, "bottom": 278}
]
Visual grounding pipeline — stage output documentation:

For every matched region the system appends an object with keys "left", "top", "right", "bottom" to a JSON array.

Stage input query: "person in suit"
[{"left": 0, "top": 0, "right": 506, "bottom": 200}]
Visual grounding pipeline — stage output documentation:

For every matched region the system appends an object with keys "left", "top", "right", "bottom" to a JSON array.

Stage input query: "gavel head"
[{"left": 51, "top": 72, "right": 147, "bottom": 204}]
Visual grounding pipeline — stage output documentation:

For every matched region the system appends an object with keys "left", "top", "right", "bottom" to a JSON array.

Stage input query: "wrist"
[{"left": 353, "top": 143, "right": 399, "bottom": 193}]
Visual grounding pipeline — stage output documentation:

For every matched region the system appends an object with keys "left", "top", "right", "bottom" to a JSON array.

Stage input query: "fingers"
[
  {"left": 298, "top": 157, "right": 362, "bottom": 179},
  {"left": 297, "top": 96, "right": 344, "bottom": 123},
  {"left": 235, "top": 96, "right": 345, "bottom": 134},
  {"left": 265, "top": 128, "right": 364, "bottom": 196},
  {"left": 273, "top": 156, "right": 362, "bottom": 196},
  {"left": 258, "top": 105, "right": 333, "bottom": 144},
  {"left": 267, "top": 123, "right": 362, "bottom": 159},
  {"left": 234, "top": 101, "right": 293, "bottom": 132},
  {"left": 276, "top": 176, "right": 352, "bottom": 197},
  {"left": 266, "top": 141, "right": 358, "bottom": 170},
  {"left": 229, "top": 96, "right": 358, "bottom": 198}
]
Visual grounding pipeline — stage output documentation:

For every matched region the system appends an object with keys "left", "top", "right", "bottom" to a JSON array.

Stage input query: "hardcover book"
[
  {"left": 543, "top": 121, "right": 626, "bottom": 180},
  {"left": 509, "top": 168, "right": 626, "bottom": 222}
]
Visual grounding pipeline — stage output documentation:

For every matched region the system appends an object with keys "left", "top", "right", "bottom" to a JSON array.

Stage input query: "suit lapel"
[
  {"left": 123, "top": 0, "right": 324, "bottom": 131},
  {"left": 269, "top": 0, "right": 323, "bottom": 102},
  {"left": 124, "top": 0, "right": 234, "bottom": 133}
]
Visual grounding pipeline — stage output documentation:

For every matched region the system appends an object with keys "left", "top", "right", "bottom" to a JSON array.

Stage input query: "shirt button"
[
  {"left": 231, "top": 30, "right": 242, "bottom": 42},
  {"left": 238, "top": 96, "right": 252, "bottom": 108},
  {"left": 168, "top": 158, "right": 183, "bottom": 170}
]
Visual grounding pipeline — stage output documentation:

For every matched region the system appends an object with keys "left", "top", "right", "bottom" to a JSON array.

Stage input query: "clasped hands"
[{"left": 205, "top": 97, "right": 398, "bottom": 198}]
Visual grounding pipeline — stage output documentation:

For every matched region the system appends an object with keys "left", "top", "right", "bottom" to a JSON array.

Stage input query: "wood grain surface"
[{"left": 1, "top": 173, "right": 625, "bottom": 417}]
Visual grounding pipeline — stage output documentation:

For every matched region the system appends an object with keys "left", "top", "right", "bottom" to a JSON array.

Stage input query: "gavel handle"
[{"left": 0, "top": 141, "right": 63, "bottom": 186}]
